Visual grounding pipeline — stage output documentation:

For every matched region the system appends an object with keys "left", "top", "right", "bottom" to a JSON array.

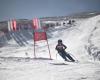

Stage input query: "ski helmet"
[{"left": 58, "top": 39, "right": 62, "bottom": 43}]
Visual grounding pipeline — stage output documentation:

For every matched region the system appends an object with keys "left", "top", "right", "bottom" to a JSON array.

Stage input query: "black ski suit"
[{"left": 56, "top": 43, "right": 75, "bottom": 62}]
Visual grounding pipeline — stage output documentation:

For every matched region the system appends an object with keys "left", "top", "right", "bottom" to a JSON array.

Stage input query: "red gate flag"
[
  {"left": 33, "top": 18, "right": 40, "bottom": 30},
  {"left": 12, "top": 19, "right": 17, "bottom": 31},
  {"left": 34, "top": 32, "right": 47, "bottom": 41}
]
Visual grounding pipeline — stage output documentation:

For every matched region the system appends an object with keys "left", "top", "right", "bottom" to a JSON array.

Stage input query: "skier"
[{"left": 55, "top": 39, "right": 75, "bottom": 62}]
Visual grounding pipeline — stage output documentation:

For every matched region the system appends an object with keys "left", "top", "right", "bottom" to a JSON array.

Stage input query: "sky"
[{"left": 0, "top": 0, "right": 100, "bottom": 21}]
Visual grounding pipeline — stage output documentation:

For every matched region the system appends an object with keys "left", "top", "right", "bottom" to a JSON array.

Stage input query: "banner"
[
  {"left": 33, "top": 18, "right": 41, "bottom": 30},
  {"left": 12, "top": 19, "right": 17, "bottom": 31},
  {"left": 34, "top": 32, "right": 47, "bottom": 41}
]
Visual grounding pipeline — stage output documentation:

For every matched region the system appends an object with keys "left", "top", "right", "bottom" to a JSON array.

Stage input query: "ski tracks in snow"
[{"left": 0, "top": 59, "right": 100, "bottom": 80}]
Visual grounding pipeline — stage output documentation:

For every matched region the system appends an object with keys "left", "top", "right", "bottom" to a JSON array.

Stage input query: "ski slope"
[
  {"left": 0, "top": 15, "right": 100, "bottom": 80},
  {"left": 1, "top": 15, "right": 100, "bottom": 61}
]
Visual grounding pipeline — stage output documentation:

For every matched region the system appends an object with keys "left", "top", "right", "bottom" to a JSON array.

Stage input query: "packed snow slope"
[
  {"left": 0, "top": 59, "right": 100, "bottom": 80},
  {"left": 0, "top": 15, "right": 100, "bottom": 80},
  {"left": 0, "top": 15, "right": 100, "bottom": 62}
]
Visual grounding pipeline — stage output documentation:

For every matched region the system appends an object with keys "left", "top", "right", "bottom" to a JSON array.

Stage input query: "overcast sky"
[{"left": 0, "top": 0, "right": 100, "bottom": 21}]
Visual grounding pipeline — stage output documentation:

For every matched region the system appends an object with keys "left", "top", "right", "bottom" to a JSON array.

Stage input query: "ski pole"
[{"left": 56, "top": 53, "right": 58, "bottom": 60}]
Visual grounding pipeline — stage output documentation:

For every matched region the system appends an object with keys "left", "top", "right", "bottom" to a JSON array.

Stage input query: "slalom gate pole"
[
  {"left": 43, "top": 26, "right": 52, "bottom": 60},
  {"left": 56, "top": 53, "right": 58, "bottom": 60},
  {"left": 46, "top": 37, "right": 52, "bottom": 59},
  {"left": 33, "top": 33, "right": 36, "bottom": 58}
]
